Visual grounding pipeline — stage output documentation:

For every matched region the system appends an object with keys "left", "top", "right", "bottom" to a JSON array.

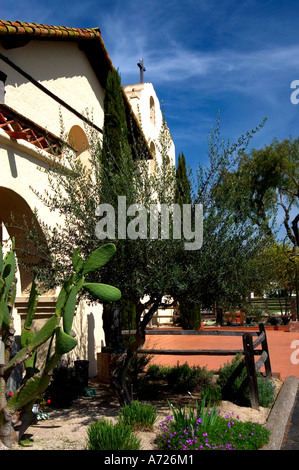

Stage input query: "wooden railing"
[{"left": 124, "top": 323, "right": 272, "bottom": 409}]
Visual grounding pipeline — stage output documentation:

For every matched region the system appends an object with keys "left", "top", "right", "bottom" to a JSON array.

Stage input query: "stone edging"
[{"left": 261, "top": 375, "right": 299, "bottom": 450}]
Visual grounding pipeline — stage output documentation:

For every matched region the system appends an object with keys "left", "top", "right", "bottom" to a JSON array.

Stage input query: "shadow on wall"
[
  {"left": 7, "top": 147, "right": 18, "bottom": 178},
  {"left": 69, "top": 302, "right": 100, "bottom": 378},
  {"left": 88, "top": 312, "right": 97, "bottom": 377}
]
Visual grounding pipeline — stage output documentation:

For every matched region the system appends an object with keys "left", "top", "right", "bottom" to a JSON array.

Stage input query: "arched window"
[
  {"left": 150, "top": 96, "right": 155, "bottom": 125},
  {"left": 149, "top": 141, "right": 156, "bottom": 174},
  {"left": 68, "top": 125, "right": 90, "bottom": 166}
]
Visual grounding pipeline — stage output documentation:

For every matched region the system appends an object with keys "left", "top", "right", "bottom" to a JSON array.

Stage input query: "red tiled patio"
[{"left": 143, "top": 326, "right": 299, "bottom": 381}]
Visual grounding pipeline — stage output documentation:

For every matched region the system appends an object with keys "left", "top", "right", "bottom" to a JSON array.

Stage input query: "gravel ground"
[{"left": 11, "top": 378, "right": 281, "bottom": 451}]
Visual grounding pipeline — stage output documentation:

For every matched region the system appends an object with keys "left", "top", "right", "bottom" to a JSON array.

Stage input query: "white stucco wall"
[
  {"left": 124, "top": 82, "right": 175, "bottom": 168},
  {"left": 0, "top": 41, "right": 178, "bottom": 371},
  {"left": 0, "top": 121, "right": 105, "bottom": 368},
  {"left": 0, "top": 40, "right": 105, "bottom": 140},
  {"left": 0, "top": 129, "right": 58, "bottom": 216}
]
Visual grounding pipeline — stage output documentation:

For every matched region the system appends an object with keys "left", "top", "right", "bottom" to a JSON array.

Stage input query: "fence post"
[
  {"left": 242, "top": 333, "right": 259, "bottom": 409},
  {"left": 216, "top": 307, "right": 223, "bottom": 326},
  {"left": 291, "top": 299, "right": 296, "bottom": 321},
  {"left": 258, "top": 323, "right": 272, "bottom": 377}
]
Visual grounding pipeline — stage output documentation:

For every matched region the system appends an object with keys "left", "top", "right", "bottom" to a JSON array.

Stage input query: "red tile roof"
[
  {"left": 0, "top": 20, "right": 102, "bottom": 41},
  {"left": 0, "top": 19, "right": 152, "bottom": 160},
  {"left": 0, "top": 19, "right": 114, "bottom": 85}
]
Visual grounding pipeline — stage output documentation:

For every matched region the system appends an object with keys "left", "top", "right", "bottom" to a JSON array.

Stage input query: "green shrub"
[
  {"left": 145, "top": 364, "right": 172, "bottom": 381},
  {"left": 217, "top": 355, "right": 246, "bottom": 404},
  {"left": 166, "top": 362, "right": 213, "bottom": 393},
  {"left": 134, "top": 379, "right": 161, "bottom": 400},
  {"left": 178, "top": 300, "right": 202, "bottom": 330},
  {"left": 145, "top": 364, "right": 160, "bottom": 380},
  {"left": 86, "top": 419, "right": 141, "bottom": 450},
  {"left": 217, "top": 355, "right": 275, "bottom": 407},
  {"left": 118, "top": 400, "right": 157, "bottom": 430},
  {"left": 45, "top": 359, "right": 83, "bottom": 408},
  {"left": 127, "top": 353, "right": 153, "bottom": 386},
  {"left": 256, "top": 376, "right": 275, "bottom": 407}
]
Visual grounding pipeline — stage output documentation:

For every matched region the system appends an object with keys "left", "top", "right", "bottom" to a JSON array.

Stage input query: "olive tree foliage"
[
  {"left": 189, "top": 114, "right": 274, "bottom": 312},
  {"left": 262, "top": 242, "right": 299, "bottom": 294},
  {"left": 28, "top": 98, "right": 180, "bottom": 405},
  {"left": 213, "top": 136, "right": 299, "bottom": 249},
  {"left": 28, "top": 101, "right": 271, "bottom": 403},
  {"left": 212, "top": 134, "right": 299, "bottom": 316}
]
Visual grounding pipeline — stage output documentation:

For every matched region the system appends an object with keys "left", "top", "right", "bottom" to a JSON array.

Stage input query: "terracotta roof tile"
[{"left": 0, "top": 20, "right": 102, "bottom": 41}]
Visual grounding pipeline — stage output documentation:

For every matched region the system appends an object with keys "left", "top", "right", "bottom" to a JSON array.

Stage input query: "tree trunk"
[
  {"left": 110, "top": 298, "right": 160, "bottom": 406},
  {"left": 0, "top": 407, "right": 17, "bottom": 449},
  {"left": 103, "top": 302, "right": 125, "bottom": 353},
  {"left": 111, "top": 346, "right": 141, "bottom": 406}
]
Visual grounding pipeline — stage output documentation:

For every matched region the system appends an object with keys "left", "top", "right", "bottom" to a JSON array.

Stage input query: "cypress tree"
[
  {"left": 175, "top": 152, "right": 201, "bottom": 329},
  {"left": 100, "top": 69, "right": 135, "bottom": 352},
  {"left": 175, "top": 152, "right": 191, "bottom": 205},
  {"left": 101, "top": 69, "right": 132, "bottom": 173}
]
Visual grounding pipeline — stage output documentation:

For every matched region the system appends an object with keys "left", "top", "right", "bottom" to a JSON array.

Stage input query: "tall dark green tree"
[
  {"left": 175, "top": 152, "right": 192, "bottom": 205},
  {"left": 99, "top": 69, "right": 136, "bottom": 353},
  {"left": 101, "top": 69, "right": 132, "bottom": 173},
  {"left": 175, "top": 152, "right": 201, "bottom": 329}
]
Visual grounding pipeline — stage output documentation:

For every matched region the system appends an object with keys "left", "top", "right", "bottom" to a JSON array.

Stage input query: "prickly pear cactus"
[{"left": 0, "top": 241, "right": 121, "bottom": 449}]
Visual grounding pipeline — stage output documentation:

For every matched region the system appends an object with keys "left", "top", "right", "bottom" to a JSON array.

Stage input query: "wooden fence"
[
  {"left": 127, "top": 323, "right": 272, "bottom": 409},
  {"left": 247, "top": 296, "right": 294, "bottom": 316}
]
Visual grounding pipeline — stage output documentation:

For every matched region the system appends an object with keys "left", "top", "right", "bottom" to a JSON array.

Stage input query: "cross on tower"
[{"left": 137, "top": 58, "right": 146, "bottom": 83}]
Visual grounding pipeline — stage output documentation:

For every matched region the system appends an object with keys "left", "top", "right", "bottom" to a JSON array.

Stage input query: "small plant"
[
  {"left": 167, "top": 395, "right": 219, "bottom": 434},
  {"left": 86, "top": 419, "right": 141, "bottom": 450},
  {"left": 256, "top": 376, "right": 275, "bottom": 408},
  {"left": 18, "top": 437, "right": 34, "bottom": 448},
  {"left": 145, "top": 364, "right": 162, "bottom": 380},
  {"left": 200, "top": 384, "right": 222, "bottom": 405},
  {"left": 267, "top": 316, "right": 281, "bottom": 326},
  {"left": 155, "top": 411, "right": 271, "bottom": 450},
  {"left": 167, "top": 401, "right": 199, "bottom": 431},
  {"left": 118, "top": 400, "right": 157, "bottom": 430},
  {"left": 166, "top": 362, "right": 213, "bottom": 393}
]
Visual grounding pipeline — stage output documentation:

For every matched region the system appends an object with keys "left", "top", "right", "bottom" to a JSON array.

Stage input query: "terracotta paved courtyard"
[{"left": 143, "top": 327, "right": 299, "bottom": 381}]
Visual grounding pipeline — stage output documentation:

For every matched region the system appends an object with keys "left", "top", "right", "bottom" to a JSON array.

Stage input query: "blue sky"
[{"left": 2, "top": 0, "right": 299, "bottom": 172}]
